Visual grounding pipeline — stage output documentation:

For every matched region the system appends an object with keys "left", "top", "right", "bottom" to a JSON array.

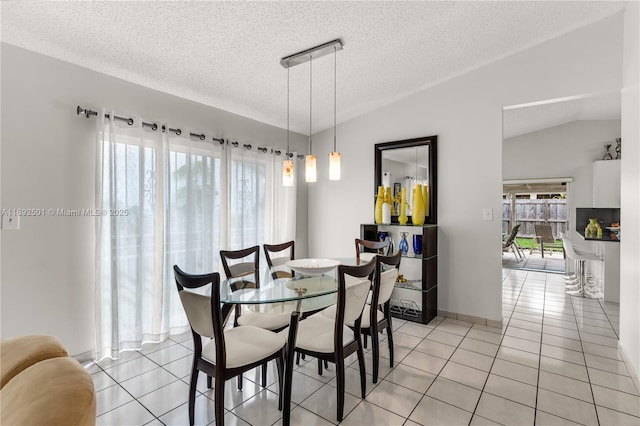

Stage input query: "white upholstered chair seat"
[
  {"left": 237, "top": 311, "right": 291, "bottom": 330},
  {"left": 202, "top": 326, "right": 285, "bottom": 369},
  {"left": 282, "top": 316, "right": 354, "bottom": 353}
]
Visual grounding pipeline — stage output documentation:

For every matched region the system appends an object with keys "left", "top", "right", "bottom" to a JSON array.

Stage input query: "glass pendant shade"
[
  {"left": 282, "top": 159, "right": 294, "bottom": 187},
  {"left": 329, "top": 151, "right": 341, "bottom": 180},
  {"left": 305, "top": 154, "right": 317, "bottom": 182}
]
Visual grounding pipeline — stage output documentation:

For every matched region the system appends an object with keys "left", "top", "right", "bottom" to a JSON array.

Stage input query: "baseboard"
[
  {"left": 619, "top": 343, "right": 640, "bottom": 395},
  {"left": 73, "top": 350, "right": 95, "bottom": 364},
  {"left": 437, "top": 309, "right": 503, "bottom": 329}
]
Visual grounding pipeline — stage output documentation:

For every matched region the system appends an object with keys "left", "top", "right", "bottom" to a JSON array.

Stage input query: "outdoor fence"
[{"left": 502, "top": 199, "right": 568, "bottom": 238}]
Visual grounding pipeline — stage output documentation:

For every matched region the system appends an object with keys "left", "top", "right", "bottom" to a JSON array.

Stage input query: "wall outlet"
[
  {"left": 2, "top": 215, "right": 20, "bottom": 230},
  {"left": 482, "top": 208, "right": 493, "bottom": 221}
]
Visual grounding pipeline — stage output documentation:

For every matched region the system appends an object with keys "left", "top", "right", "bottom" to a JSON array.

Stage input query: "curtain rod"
[{"left": 76, "top": 105, "right": 304, "bottom": 159}]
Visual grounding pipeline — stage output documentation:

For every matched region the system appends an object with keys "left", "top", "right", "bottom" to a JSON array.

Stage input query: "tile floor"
[{"left": 88, "top": 269, "right": 640, "bottom": 425}]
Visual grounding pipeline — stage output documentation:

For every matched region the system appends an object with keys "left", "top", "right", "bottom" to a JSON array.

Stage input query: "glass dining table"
[{"left": 219, "top": 257, "right": 365, "bottom": 426}]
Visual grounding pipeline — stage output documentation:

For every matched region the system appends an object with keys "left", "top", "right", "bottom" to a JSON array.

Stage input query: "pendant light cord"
[
  {"left": 333, "top": 45, "right": 337, "bottom": 152},
  {"left": 309, "top": 54, "right": 313, "bottom": 155},
  {"left": 286, "top": 67, "right": 290, "bottom": 154}
]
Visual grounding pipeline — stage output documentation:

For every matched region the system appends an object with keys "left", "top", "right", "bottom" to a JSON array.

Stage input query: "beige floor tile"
[
  {"left": 538, "top": 371, "right": 593, "bottom": 403},
  {"left": 536, "top": 389, "right": 598, "bottom": 426},
  {"left": 459, "top": 337, "right": 500, "bottom": 357},
  {"left": 426, "top": 330, "right": 465, "bottom": 346},
  {"left": 584, "top": 353, "right": 631, "bottom": 376},
  {"left": 540, "top": 343, "right": 585, "bottom": 366},
  {"left": 535, "top": 410, "right": 582, "bottom": 425},
  {"left": 439, "top": 361, "right": 488, "bottom": 390},
  {"left": 299, "top": 383, "right": 360, "bottom": 423},
  {"left": 475, "top": 393, "right": 535, "bottom": 425},
  {"left": 138, "top": 380, "right": 191, "bottom": 418},
  {"left": 231, "top": 389, "right": 287, "bottom": 426},
  {"left": 496, "top": 346, "right": 540, "bottom": 369},
  {"left": 366, "top": 380, "right": 422, "bottom": 417},
  {"left": 595, "top": 405, "right": 640, "bottom": 426},
  {"left": 426, "top": 377, "right": 481, "bottom": 412},
  {"left": 591, "top": 384, "right": 640, "bottom": 417},
  {"left": 409, "top": 396, "right": 473, "bottom": 426},
  {"left": 414, "top": 338, "right": 456, "bottom": 359},
  {"left": 491, "top": 358, "right": 538, "bottom": 386},
  {"left": 506, "top": 325, "right": 542, "bottom": 342},
  {"left": 541, "top": 333, "right": 583, "bottom": 352},
  {"left": 400, "top": 349, "right": 447, "bottom": 375},
  {"left": 340, "top": 400, "right": 405, "bottom": 426},
  {"left": 95, "top": 384, "right": 134, "bottom": 417},
  {"left": 539, "top": 356, "right": 589, "bottom": 382},
  {"left": 466, "top": 328, "right": 504, "bottom": 344},
  {"left": 383, "top": 363, "right": 436, "bottom": 393},
  {"left": 451, "top": 344, "right": 496, "bottom": 371},
  {"left": 501, "top": 335, "right": 541, "bottom": 354},
  {"left": 96, "top": 401, "right": 154, "bottom": 426},
  {"left": 484, "top": 374, "right": 537, "bottom": 407},
  {"left": 588, "top": 367, "right": 640, "bottom": 395}
]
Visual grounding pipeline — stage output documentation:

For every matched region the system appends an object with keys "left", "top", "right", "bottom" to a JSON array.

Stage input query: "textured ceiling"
[{"left": 0, "top": 1, "right": 626, "bottom": 135}]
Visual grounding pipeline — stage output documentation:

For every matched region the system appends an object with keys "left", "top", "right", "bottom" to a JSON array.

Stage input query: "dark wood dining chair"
[
  {"left": 173, "top": 266, "right": 286, "bottom": 426},
  {"left": 263, "top": 241, "right": 295, "bottom": 280},
  {"left": 220, "top": 246, "right": 290, "bottom": 387},
  {"left": 363, "top": 250, "right": 401, "bottom": 382},
  {"left": 355, "top": 238, "right": 389, "bottom": 263},
  {"left": 287, "top": 259, "right": 376, "bottom": 422}
]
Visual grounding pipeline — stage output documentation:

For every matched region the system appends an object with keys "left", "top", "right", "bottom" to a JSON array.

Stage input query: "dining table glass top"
[{"left": 218, "top": 257, "right": 368, "bottom": 313}]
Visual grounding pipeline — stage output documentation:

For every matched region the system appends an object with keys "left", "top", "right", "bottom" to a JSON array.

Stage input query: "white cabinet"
[{"left": 593, "top": 160, "right": 621, "bottom": 207}]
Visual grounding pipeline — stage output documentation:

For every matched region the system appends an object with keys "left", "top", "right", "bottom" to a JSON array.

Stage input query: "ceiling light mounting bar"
[{"left": 280, "top": 39, "right": 343, "bottom": 68}]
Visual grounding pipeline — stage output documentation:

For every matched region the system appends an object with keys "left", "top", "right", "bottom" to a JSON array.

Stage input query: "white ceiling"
[
  {"left": 503, "top": 91, "right": 622, "bottom": 139},
  {"left": 0, "top": 1, "right": 626, "bottom": 135}
]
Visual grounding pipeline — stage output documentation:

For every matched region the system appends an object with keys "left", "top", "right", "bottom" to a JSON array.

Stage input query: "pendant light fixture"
[
  {"left": 282, "top": 67, "right": 294, "bottom": 187},
  {"left": 305, "top": 54, "right": 317, "bottom": 182},
  {"left": 329, "top": 45, "right": 341, "bottom": 180},
  {"left": 280, "top": 39, "right": 343, "bottom": 184}
]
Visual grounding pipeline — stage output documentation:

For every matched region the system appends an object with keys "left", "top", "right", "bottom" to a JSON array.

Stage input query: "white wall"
[
  {"left": 619, "top": 1, "right": 640, "bottom": 385},
  {"left": 309, "top": 14, "right": 624, "bottom": 325},
  {"left": 0, "top": 44, "right": 308, "bottom": 356},
  {"left": 503, "top": 120, "right": 621, "bottom": 238}
]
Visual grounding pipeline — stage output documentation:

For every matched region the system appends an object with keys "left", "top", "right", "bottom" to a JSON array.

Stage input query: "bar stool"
[{"left": 561, "top": 236, "right": 603, "bottom": 298}]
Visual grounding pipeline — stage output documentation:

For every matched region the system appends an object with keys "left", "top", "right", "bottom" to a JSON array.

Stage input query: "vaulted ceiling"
[{"left": 1, "top": 1, "right": 626, "bottom": 135}]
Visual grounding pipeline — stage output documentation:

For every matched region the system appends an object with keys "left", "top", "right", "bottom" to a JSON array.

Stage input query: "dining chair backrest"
[
  {"left": 336, "top": 259, "right": 377, "bottom": 339},
  {"left": 355, "top": 238, "right": 389, "bottom": 262},
  {"left": 220, "top": 246, "right": 260, "bottom": 289},
  {"left": 374, "top": 250, "right": 402, "bottom": 307},
  {"left": 173, "top": 266, "right": 225, "bottom": 362},
  {"left": 263, "top": 241, "right": 295, "bottom": 279}
]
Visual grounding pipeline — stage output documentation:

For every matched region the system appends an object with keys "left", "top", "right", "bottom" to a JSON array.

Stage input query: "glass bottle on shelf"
[{"left": 399, "top": 232, "right": 409, "bottom": 255}]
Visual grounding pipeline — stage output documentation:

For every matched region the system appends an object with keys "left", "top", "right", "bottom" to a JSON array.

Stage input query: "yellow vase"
[
  {"left": 422, "top": 184, "right": 429, "bottom": 218},
  {"left": 398, "top": 187, "right": 408, "bottom": 225},
  {"left": 375, "top": 186, "right": 384, "bottom": 224},
  {"left": 382, "top": 187, "right": 391, "bottom": 224},
  {"left": 412, "top": 184, "right": 425, "bottom": 226}
]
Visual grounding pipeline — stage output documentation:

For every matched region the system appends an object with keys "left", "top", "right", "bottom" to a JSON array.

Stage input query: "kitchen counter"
[
  {"left": 575, "top": 231, "right": 620, "bottom": 303},
  {"left": 576, "top": 229, "right": 620, "bottom": 242}
]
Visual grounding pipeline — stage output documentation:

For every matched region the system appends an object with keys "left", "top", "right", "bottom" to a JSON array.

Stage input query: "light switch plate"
[
  {"left": 482, "top": 208, "right": 493, "bottom": 221},
  {"left": 2, "top": 215, "right": 20, "bottom": 230}
]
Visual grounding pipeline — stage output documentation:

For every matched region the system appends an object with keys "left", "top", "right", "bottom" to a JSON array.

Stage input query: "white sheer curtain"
[{"left": 94, "top": 112, "right": 295, "bottom": 360}]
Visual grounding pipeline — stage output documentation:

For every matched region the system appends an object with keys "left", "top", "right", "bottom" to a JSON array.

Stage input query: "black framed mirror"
[{"left": 374, "top": 136, "right": 437, "bottom": 224}]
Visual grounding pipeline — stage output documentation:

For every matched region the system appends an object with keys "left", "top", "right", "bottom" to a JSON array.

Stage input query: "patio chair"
[
  {"left": 502, "top": 224, "right": 524, "bottom": 261},
  {"left": 533, "top": 224, "right": 564, "bottom": 258}
]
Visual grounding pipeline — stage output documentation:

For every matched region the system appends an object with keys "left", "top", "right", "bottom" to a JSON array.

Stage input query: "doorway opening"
[{"left": 502, "top": 180, "right": 570, "bottom": 273}]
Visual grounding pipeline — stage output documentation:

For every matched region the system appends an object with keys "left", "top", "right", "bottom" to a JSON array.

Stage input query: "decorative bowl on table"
[{"left": 285, "top": 258, "right": 340, "bottom": 276}]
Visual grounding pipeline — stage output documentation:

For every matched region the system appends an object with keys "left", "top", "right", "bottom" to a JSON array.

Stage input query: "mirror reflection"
[{"left": 374, "top": 136, "right": 437, "bottom": 224}]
